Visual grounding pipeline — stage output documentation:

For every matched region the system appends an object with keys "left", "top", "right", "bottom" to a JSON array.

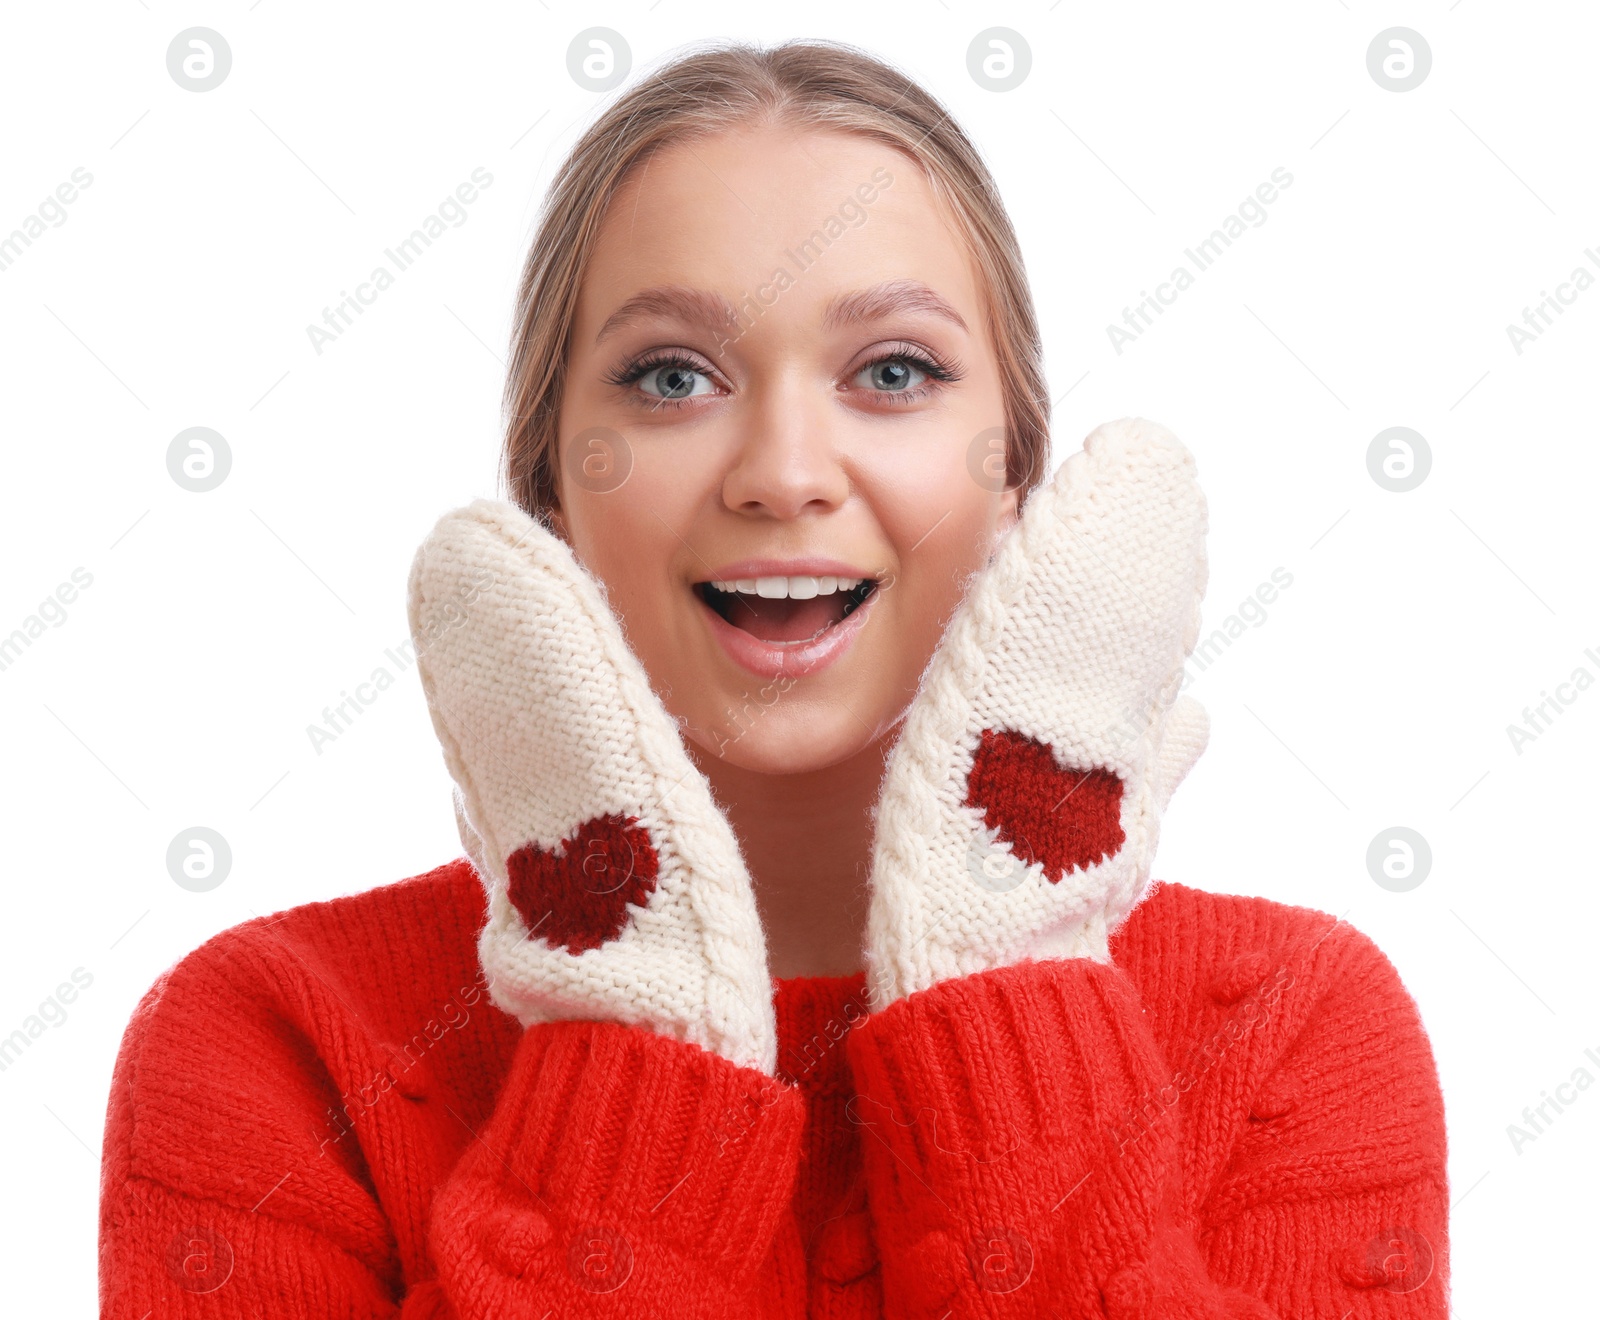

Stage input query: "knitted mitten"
[
  {"left": 407, "top": 499, "right": 777, "bottom": 1075},
  {"left": 864, "top": 417, "right": 1210, "bottom": 1007}
]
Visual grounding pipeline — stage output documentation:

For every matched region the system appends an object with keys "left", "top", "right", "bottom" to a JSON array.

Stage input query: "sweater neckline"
[{"left": 773, "top": 969, "right": 867, "bottom": 993}]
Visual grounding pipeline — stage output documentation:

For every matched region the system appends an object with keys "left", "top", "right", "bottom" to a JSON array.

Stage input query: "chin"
[{"left": 684, "top": 704, "right": 887, "bottom": 777}]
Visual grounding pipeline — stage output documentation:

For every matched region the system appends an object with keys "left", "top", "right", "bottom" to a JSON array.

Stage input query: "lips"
[
  {"left": 694, "top": 560, "right": 881, "bottom": 679},
  {"left": 699, "top": 575, "right": 875, "bottom": 642}
]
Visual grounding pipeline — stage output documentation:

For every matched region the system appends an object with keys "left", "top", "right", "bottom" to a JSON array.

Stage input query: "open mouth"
[{"left": 695, "top": 574, "right": 879, "bottom": 646}]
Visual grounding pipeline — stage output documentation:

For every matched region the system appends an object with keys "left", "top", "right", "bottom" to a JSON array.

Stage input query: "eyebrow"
[
  {"left": 822, "top": 279, "right": 969, "bottom": 334},
  {"left": 593, "top": 278, "right": 968, "bottom": 344}
]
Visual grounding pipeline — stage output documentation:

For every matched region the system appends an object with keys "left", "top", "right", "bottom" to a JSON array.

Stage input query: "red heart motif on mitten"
[
  {"left": 506, "top": 814, "right": 660, "bottom": 955},
  {"left": 964, "top": 729, "right": 1125, "bottom": 882}
]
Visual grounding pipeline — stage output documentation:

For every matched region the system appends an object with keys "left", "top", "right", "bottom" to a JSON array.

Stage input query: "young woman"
[{"left": 99, "top": 40, "right": 1449, "bottom": 1318}]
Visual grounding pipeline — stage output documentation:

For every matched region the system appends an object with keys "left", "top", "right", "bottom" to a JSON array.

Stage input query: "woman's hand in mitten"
[
  {"left": 864, "top": 416, "right": 1210, "bottom": 1007},
  {"left": 407, "top": 499, "right": 777, "bottom": 1075}
]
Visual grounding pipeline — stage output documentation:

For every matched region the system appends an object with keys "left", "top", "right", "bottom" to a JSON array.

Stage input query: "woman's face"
[{"left": 555, "top": 123, "right": 1017, "bottom": 775}]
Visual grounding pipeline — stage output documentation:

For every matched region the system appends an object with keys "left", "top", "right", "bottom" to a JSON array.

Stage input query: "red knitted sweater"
[{"left": 98, "top": 859, "right": 1449, "bottom": 1317}]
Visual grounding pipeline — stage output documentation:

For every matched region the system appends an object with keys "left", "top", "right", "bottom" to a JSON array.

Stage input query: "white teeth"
[{"left": 706, "top": 575, "right": 868, "bottom": 599}]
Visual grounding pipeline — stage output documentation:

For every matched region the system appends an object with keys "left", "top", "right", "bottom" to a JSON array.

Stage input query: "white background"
[{"left": 2, "top": 2, "right": 1595, "bottom": 1313}]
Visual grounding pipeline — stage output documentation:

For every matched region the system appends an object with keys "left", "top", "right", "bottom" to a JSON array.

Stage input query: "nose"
[{"left": 719, "top": 372, "right": 850, "bottom": 520}]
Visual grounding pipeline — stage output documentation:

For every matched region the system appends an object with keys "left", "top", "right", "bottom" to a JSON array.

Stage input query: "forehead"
[{"left": 575, "top": 123, "right": 982, "bottom": 337}]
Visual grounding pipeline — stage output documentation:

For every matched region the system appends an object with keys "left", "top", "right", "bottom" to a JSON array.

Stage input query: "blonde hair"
[{"left": 501, "top": 38, "right": 1048, "bottom": 517}]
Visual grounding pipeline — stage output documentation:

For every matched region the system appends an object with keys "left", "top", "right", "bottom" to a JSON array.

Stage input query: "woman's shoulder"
[
  {"left": 1112, "top": 879, "right": 1428, "bottom": 1029},
  {"left": 105, "top": 857, "right": 514, "bottom": 1213},
  {"left": 1119, "top": 877, "right": 1400, "bottom": 962},
  {"left": 127, "top": 855, "right": 490, "bottom": 1026},
  {"left": 99, "top": 859, "right": 531, "bottom": 1281},
  {"left": 1113, "top": 881, "right": 1447, "bottom": 1223}
]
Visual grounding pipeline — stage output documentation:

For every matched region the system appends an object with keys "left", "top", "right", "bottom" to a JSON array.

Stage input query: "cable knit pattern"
[
  {"left": 407, "top": 499, "right": 777, "bottom": 1074},
  {"left": 99, "top": 862, "right": 1449, "bottom": 1316},
  {"left": 98, "top": 418, "right": 1448, "bottom": 1313},
  {"left": 864, "top": 416, "right": 1212, "bottom": 1007}
]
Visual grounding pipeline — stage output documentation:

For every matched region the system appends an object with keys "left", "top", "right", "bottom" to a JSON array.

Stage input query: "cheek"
[
  {"left": 900, "top": 499, "right": 999, "bottom": 634},
  {"left": 859, "top": 451, "right": 1006, "bottom": 675},
  {"left": 845, "top": 378, "right": 1001, "bottom": 524},
  {"left": 558, "top": 446, "right": 715, "bottom": 638},
  {"left": 857, "top": 437, "right": 1003, "bottom": 580},
  {"left": 563, "top": 425, "right": 726, "bottom": 538},
  {"left": 561, "top": 486, "right": 668, "bottom": 623}
]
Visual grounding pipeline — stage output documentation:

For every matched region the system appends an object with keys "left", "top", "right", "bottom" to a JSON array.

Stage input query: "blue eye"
[
  {"left": 605, "top": 342, "right": 962, "bottom": 411},
  {"left": 636, "top": 360, "right": 714, "bottom": 400},
  {"left": 604, "top": 351, "right": 720, "bottom": 406},
  {"left": 855, "top": 356, "right": 929, "bottom": 393}
]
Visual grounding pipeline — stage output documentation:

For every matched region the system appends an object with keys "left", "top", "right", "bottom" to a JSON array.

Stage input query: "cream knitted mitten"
[
  {"left": 864, "top": 416, "right": 1211, "bottom": 1008},
  {"left": 407, "top": 500, "right": 778, "bottom": 1076}
]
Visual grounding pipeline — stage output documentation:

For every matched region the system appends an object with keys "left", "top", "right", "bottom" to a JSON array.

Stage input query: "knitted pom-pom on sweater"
[{"left": 99, "top": 859, "right": 1448, "bottom": 1316}]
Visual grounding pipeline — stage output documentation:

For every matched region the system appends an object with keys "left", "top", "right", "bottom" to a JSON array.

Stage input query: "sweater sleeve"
[
  {"left": 423, "top": 1018, "right": 809, "bottom": 1315},
  {"left": 100, "top": 966, "right": 808, "bottom": 1317},
  {"left": 843, "top": 924, "right": 1449, "bottom": 1318}
]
